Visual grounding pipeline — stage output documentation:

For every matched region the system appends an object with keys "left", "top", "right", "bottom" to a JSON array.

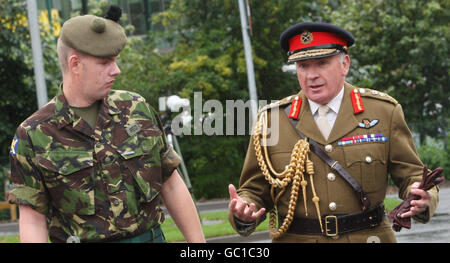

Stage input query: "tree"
[
  {"left": 0, "top": 1, "right": 60, "bottom": 167},
  {"left": 331, "top": 0, "right": 449, "bottom": 147},
  {"left": 0, "top": 0, "right": 60, "bottom": 220},
  {"left": 114, "top": 0, "right": 332, "bottom": 198}
]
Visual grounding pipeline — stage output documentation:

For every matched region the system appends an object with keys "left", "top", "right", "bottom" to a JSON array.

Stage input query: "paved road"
[
  {"left": 394, "top": 186, "right": 450, "bottom": 243},
  {"left": 2, "top": 188, "right": 449, "bottom": 242}
]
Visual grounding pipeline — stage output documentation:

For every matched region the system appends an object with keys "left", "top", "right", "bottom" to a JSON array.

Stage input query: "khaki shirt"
[
  {"left": 230, "top": 82, "right": 439, "bottom": 243},
  {"left": 8, "top": 88, "right": 181, "bottom": 242}
]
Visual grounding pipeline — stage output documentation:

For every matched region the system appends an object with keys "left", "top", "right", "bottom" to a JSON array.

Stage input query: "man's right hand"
[{"left": 228, "top": 184, "right": 266, "bottom": 223}]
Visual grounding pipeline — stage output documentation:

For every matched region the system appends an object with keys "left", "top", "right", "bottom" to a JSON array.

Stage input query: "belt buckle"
[{"left": 324, "top": 215, "right": 338, "bottom": 237}]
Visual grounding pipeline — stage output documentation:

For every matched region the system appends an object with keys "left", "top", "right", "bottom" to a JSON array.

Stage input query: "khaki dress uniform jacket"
[{"left": 230, "top": 82, "right": 439, "bottom": 243}]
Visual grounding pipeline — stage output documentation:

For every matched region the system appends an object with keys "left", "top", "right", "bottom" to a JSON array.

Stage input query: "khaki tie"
[{"left": 317, "top": 105, "right": 331, "bottom": 140}]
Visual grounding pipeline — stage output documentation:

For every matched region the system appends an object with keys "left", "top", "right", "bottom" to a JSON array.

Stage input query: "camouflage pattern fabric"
[{"left": 8, "top": 87, "right": 181, "bottom": 243}]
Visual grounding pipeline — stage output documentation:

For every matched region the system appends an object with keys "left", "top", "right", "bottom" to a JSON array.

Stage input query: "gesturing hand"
[{"left": 228, "top": 184, "right": 266, "bottom": 223}]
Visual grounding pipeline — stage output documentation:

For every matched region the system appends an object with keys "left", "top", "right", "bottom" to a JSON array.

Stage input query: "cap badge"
[{"left": 300, "top": 30, "right": 313, "bottom": 44}]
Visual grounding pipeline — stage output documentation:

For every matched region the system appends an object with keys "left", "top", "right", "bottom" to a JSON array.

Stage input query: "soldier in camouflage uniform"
[{"left": 8, "top": 6, "right": 205, "bottom": 243}]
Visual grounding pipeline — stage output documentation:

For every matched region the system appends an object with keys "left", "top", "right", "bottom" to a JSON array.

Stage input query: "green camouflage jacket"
[{"left": 8, "top": 88, "right": 181, "bottom": 242}]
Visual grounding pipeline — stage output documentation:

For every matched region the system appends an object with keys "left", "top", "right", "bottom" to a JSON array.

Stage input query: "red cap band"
[{"left": 289, "top": 31, "right": 347, "bottom": 52}]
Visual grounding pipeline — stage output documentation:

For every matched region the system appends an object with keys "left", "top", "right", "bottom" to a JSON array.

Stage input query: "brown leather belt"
[{"left": 283, "top": 203, "right": 385, "bottom": 237}]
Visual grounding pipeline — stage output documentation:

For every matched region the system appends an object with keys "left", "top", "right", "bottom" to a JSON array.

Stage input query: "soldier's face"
[
  {"left": 296, "top": 53, "right": 350, "bottom": 105},
  {"left": 79, "top": 55, "right": 121, "bottom": 100}
]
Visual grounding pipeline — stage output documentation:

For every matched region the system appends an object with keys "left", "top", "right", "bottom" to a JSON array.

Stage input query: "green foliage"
[
  {"left": 114, "top": 0, "right": 331, "bottom": 199},
  {"left": 417, "top": 137, "right": 450, "bottom": 180},
  {"left": 161, "top": 210, "right": 270, "bottom": 242},
  {"left": 331, "top": 0, "right": 449, "bottom": 145},
  {"left": 0, "top": 0, "right": 60, "bottom": 206},
  {"left": 178, "top": 136, "right": 249, "bottom": 199},
  {"left": 114, "top": 0, "right": 449, "bottom": 198}
]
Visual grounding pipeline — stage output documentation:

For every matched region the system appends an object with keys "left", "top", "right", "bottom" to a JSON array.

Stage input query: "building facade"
[{"left": 37, "top": 0, "right": 170, "bottom": 36}]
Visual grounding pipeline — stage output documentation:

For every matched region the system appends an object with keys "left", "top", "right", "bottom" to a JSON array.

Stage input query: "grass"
[
  {"left": 0, "top": 197, "right": 402, "bottom": 243},
  {"left": 0, "top": 234, "right": 19, "bottom": 243},
  {"left": 162, "top": 210, "right": 270, "bottom": 242}
]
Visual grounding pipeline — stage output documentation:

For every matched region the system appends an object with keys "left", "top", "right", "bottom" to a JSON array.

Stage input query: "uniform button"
[
  {"left": 113, "top": 200, "right": 120, "bottom": 206},
  {"left": 365, "top": 156, "right": 373, "bottom": 163},
  {"left": 328, "top": 202, "right": 337, "bottom": 211},
  {"left": 325, "top": 144, "right": 333, "bottom": 152},
  {"left": 367, "top": 236, "right": 381, "bottom": 243},
  {"left": 327, "top": 173, "right": 336, "bottom": 181}
]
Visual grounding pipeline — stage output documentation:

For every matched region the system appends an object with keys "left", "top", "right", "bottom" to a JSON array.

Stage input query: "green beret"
[{"left": 60, "top": 9, "right": 127, "bottom": 57}]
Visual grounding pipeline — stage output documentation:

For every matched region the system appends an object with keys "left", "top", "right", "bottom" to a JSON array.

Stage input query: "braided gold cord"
[
  {"left": 253, "top": 111, "right": 318, "bottom": 239},
  {"left": 260, "top": 111, "right": 292, "bottom": 179},
  {"left": 307, "top": 157, "right": 323, "bottom": 233}
]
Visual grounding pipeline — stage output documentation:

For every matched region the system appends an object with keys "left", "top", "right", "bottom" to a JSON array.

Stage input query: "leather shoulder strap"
[{"left": 283, "top": 105, "right": 371, "bottom": 210}]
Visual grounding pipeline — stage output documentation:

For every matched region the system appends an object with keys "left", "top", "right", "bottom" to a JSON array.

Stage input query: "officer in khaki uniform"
[
  {"left": 228, "top": 22, "right": 439, "bottom": 242},
  {"left": 8, "top": 6, "right": 204, "bottom": 243}
]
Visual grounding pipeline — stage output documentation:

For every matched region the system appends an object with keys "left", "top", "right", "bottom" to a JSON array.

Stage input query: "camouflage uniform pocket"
[
  {"left": 36, "top": 150, "right": 95, "bottom": 215},
  {"left": 118, "top": 128, "right": 163, "bottom": 203}
]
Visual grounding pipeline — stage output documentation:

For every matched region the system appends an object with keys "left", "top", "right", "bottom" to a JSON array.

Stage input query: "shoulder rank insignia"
[
  {"left": 358, "top": 118, "right": 379, "bottom": 129},
  {"left": 288, "top": 96, "right": 302, "bottom": 119},
  {"left": 358, "top": 88, "right": 398, "bottom": 105},
  {"left": 351, "top": 89, "right": 364, "bottom": 114}
]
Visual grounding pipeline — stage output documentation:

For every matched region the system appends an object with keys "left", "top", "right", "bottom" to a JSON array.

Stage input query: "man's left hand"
[{"left": 400, "top": 182, "right": 431, "bottom": 218}]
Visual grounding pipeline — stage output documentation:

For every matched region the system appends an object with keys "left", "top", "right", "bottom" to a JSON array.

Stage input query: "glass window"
[
  {"left": 36, "top": 0, "right": 171, "bottom": 36},
  {"left": 128, "top": 0, "right": 146, "bottom": 35}
]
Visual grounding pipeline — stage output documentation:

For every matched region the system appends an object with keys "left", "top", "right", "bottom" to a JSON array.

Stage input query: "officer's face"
[
  {"left": 296, "top": 53, "right": 350, "bottom": 105},
  {"left": 79, "top": 54, "right": 121, "bottom": 101}
]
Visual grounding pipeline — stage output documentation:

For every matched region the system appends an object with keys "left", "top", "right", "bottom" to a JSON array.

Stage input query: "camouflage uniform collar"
[
  {"left": 54, "top": 84, "right": 74, "bottom": 129},
  {"left": 53, "top": 84, "right": 120, "bottom": 129}
]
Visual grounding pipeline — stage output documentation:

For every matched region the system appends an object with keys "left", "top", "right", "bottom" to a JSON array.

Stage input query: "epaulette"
[
  {"left": 358, "top": 88, "right": 398, "bottom": 105},
  {"left": 258, "top": 94, "right": 298, "bottom": 114},
  {"left": 108, "top": 89, "right": 146, "bottom": 103}
]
